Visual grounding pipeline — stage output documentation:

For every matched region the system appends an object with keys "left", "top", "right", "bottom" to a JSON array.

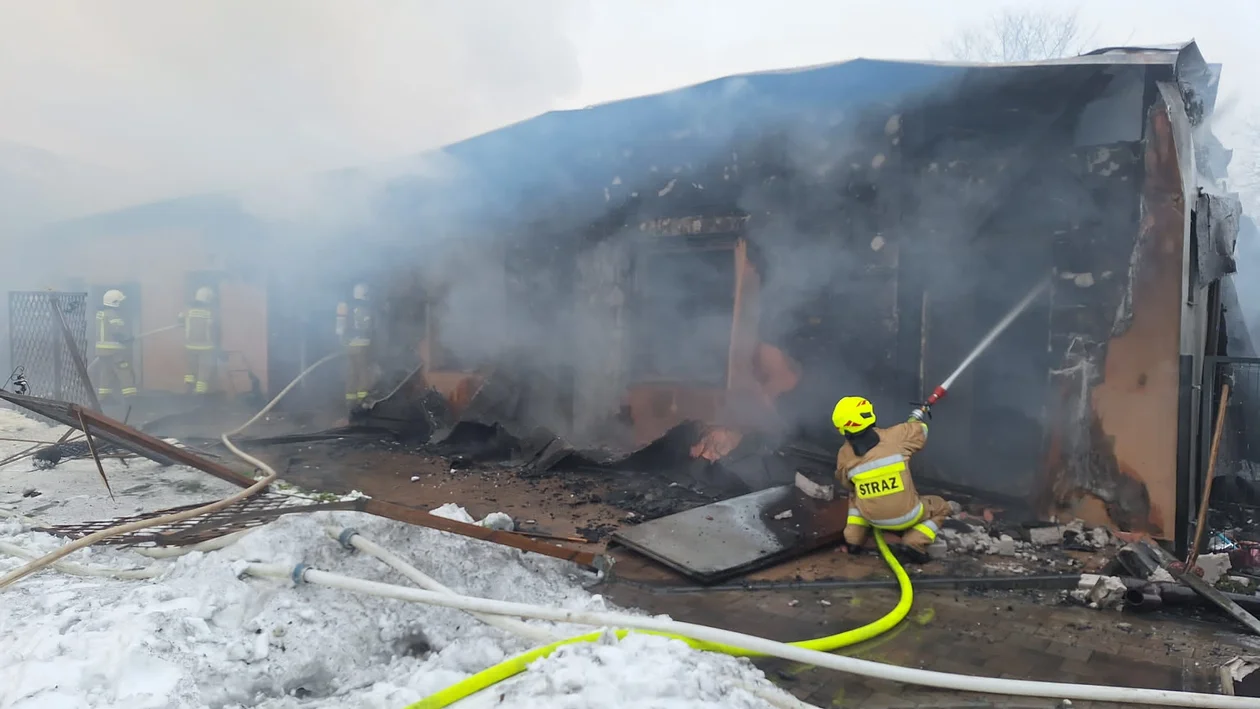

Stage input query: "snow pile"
[
  {"left": 468, "top": 633, "right": 776, "bottom": 709},
  {"left": 430, "top": 503, "right": 515, "bottom": 532},
  {"left": 0, "top": 511, "right": 781, "bottom": 709},
  {"left": 430, "top": 502, "right": 477, "bottom": 524}
]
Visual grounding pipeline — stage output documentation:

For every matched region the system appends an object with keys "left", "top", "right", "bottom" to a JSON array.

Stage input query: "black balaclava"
[{"left": 845, "top": 426, "right": 881, "bottom": 457}]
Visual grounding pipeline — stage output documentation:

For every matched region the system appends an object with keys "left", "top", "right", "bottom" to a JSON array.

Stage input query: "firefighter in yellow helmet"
[
  {"left": 832, "top": 396, "right": 951, "bottom": 563},
  {"left": 336, "top": 283, "right": 375, "bottom": 413},
  {"left": 95, "top": 289, "right": 138, "bottom": 405},
  {"left": 178, "top": 286, "right": 217, "bottom": 395}
]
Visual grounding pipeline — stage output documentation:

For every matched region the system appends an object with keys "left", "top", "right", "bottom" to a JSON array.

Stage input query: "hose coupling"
[
  {"left": 291, "top": 563, "right": 310, "bottom": 585},
  {"left": 336, "top": 528, "right": 360, "bottom": 550}
]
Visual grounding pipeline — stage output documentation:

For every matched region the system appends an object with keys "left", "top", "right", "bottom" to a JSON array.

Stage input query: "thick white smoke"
[{"left": 0, "top": 0, "right": 586, "bottom": 224}]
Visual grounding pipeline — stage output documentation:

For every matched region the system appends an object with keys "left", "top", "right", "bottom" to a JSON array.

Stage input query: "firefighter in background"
[
  {"left": 833, "top": 396, "right": 951, "bottom": 563},
  {"left": 336, "top": 283, "right": 375, "bottom": 411},
  {"left": 95, "top": 289, "right": 138, "bottom": 405},
  {"left": 178, "top": 286, "right": 217, "bottom": 395}
]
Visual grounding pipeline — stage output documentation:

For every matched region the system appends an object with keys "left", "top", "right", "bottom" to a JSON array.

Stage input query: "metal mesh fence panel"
[
  {"left": 1200, "top": 357, "right": 1260, "bottom": 541},
  {"left": 7, "top": 292, "right": 93, "bottom": 422},
  {"left": 1207, "top": 359, "right": 1260, "bottom": 481}
]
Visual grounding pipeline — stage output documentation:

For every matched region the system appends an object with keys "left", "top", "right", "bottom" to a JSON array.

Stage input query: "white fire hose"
[{"left": 242, "top": 561, "right": 1259, "bottom": 709}]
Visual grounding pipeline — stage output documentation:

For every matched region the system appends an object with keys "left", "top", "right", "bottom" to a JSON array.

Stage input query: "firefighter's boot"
[{"left": 843, "top": 521, "right": 869, "bottom": 554}]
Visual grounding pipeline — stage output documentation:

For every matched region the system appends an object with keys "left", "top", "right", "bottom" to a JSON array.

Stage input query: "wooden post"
[
  {"left": 77, "top": 410, "right": 116, "bottom": 502},
  {"left": 1188, "top": 382, "right": 1230, "bottom": 567}
]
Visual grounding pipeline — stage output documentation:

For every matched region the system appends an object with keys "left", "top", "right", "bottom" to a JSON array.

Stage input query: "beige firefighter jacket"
[
  {"left": 95, "top": 310, "right": 129, "bottom": 355},
  {"left": 336, "top": 300, "right": 373, "bottom": 347},
  {"left": 834, "top": 420, "right": 928, "bottom": 530},
  {"left": 179, "top": 308, "right": 214, "bottom": 350}
]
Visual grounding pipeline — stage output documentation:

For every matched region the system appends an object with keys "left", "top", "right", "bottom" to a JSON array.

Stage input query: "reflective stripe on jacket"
[
  {"left": 835, "top": 421, "right": 928, "bottom": 529},
  {"left": 95, "top": 310, "right": 127, "bottom": 350},
  {"left": 182, "top": 308, "right": 213, "bottom": 350}
]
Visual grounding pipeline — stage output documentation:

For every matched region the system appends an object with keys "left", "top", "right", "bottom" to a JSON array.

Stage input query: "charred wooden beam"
[
  {"left": 0, "top": 392, "right": 257, "bottom": 488},
  {"left": 362, "top": 499, "right": 609, "bottom": 571}
]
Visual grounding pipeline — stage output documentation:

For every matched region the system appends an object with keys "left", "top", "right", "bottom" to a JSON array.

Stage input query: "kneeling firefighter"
[{"left": 833, "top": 396, "right": 951, "bottom": 563}]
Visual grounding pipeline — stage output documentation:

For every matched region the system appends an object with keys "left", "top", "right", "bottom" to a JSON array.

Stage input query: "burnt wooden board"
[{"left": 610, "top": 484, "right": 849, "bottom": 584}]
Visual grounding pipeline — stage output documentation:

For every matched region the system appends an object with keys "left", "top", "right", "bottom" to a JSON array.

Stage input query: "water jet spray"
[{"left": 920, "top": 276, "right": 1051, "bottom": 409}]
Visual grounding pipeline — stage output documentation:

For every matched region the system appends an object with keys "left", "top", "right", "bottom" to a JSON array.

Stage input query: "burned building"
[
  {"left": 17, "top": 43, "right": 1243, "bottom": 555},
  {"left": 339, "top": 42, "right": 1239, "bottom": 554}
]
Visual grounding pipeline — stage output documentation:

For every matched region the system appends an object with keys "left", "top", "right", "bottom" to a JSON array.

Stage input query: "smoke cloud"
[{"left": 0, "top": 0, "right": 586, "bottom": 222}]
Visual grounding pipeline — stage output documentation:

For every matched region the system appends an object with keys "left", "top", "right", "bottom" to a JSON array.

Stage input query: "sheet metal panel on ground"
[{"left": 611, "top": 484, "right": 849, "bottom": 584}]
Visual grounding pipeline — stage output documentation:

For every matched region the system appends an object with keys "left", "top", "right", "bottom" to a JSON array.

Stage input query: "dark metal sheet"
[
  {"left": 0, "top": 392, "right": 257, "bottom": 488},
  {"left": 610, "top": 484, "right": 849, "bottom": 584}
]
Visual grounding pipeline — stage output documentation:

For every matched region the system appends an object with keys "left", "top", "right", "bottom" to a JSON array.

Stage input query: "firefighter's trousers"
[
  {"left": 844, "top": 494, "right": 951, "bottom": 553},
  {"left": 96, "top": 351, "right": 137, "bottom": 402},
  {"left": 185, "top": 347, "right": 216, "bottom": 395},
  {"left": 346, "top": 343, "right": 373, "bottom": 409}
]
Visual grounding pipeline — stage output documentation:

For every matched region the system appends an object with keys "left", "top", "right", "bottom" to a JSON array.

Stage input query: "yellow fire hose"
[{"left": 406, "top": 532, "right": 911, "bottom": 709}]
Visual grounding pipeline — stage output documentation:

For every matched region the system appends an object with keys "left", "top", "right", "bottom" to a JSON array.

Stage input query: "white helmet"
[
  {"left": 194, "top": 286, "right": 214, "bottom": 304},
  {"left": 353, "top": 283, "right": 369, "bottom": 301},
  {"left": 103, "top": 289, "right": 126, "bottom": 308}
]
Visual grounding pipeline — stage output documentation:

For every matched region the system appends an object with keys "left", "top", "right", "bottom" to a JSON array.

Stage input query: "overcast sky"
[{"left": 2, "top": 0, "right": 1258, "bottom": 211}]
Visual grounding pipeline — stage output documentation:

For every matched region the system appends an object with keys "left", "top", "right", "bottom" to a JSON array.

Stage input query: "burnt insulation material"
[
  {"left": 1195, "top": 189, "right": 1241, "bottom": 288},
  {"left": 544, "top": 422, "right": 792, "bottom": 494}
]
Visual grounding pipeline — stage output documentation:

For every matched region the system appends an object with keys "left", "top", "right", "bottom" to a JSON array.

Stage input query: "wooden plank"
[{"left": 362, "top": 498, "right": 607, "bottom": 571}]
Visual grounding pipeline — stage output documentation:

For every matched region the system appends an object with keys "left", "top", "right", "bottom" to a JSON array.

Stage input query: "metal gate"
[
  {"left": 1195, "top": 356, "right": 1260, "bottom": 548},
  {"left": 7, "top": 292, "right": 94, "bottom": 414}
]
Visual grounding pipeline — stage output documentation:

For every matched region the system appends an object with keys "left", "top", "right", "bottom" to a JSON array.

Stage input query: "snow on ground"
[
  {"left": 2, "top": 507, "right": 782, "bottom": 708},
  {"left": 0, "top": 407, "right": 243, "bottom": 525}
]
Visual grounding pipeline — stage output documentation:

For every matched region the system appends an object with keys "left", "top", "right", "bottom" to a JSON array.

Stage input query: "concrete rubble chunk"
[
  {"left": 1072, "top": 573, "right": 1126, "bottom": 610},
  {"left": 927, "top": 541, "right": 949, "bottom": 560},
  {"left": 1196, "top": 553, "right": 1233, "bottom": 586},
  {"left": 1089, "top": 527, "right": 1112, "bottom": 548},
  {"left": 997, "top": 534, "right": 1017, "bottom": 556},
  {"left": 794, "top": 472, "right": 834, "bottom": 501},
  {"left": 1029, "top": 525, "right": 1065, "bottom": 546}
]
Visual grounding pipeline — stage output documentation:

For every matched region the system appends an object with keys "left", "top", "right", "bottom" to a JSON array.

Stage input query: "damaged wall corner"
[{"left": 1041, "top": 88, "right": 1192, "bottom": 539}]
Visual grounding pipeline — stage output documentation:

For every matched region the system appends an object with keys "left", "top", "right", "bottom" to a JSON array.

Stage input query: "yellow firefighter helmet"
[
  {"left": 832, "top": 396, "right": 876, "bottom": 434},
  {"left": 102, "top": 289, "right": 126, "bottom": 308}
]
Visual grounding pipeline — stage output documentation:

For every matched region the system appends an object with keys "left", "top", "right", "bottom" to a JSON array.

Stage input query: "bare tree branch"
[{"left": 946, "top": 9, "right": 1096, "bottom": 63}]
